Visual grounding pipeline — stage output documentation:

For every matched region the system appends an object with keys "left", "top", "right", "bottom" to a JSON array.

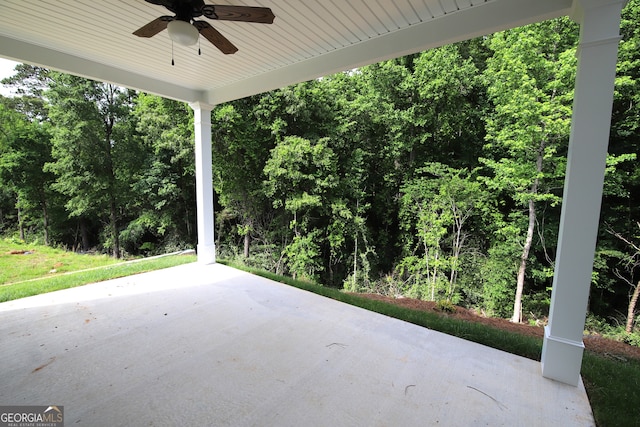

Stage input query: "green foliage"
[
  {"left": 480, "top": 238, "right": 521, "bottom": 317},
  {"left": 398, "top": 164, "right": 488, "bottom": 303},
  {"left": 481, "top": 19, "right": 577, "bottom": 204},
  {"left": 264, "top": 136, "right": 337, "bottom": 213},
  {"left": 435, "top": 299, "right": 456, "bottom": 313},
  {"left": 45, "top": 73, "right": 136, "bottom": 257},
  {"left": 131, "top": 94, "right": 195, "bottom": 251},
  {"left": 622, "top": 332, "right": 640, "bottom": 347},
  {"left": 263, "top": 135, "right": 338, "bottom": 279},
  {"left": 211, "top": 97, "right": 272, "bottom": 258},
  {"left": 412, "top": 44, "right": 484, "bottom": 167},
  {"left": 480, "top": 18, "right": 579, "bottom": 322},
  {"left": 283, "top": 231, "right": 323, "bottom": 281},
  {"left": 584, "top": 313, "right": 640, "bottom": 349},
  {"left": 0, "top": 97, "right": 56, "bottom": 243}
]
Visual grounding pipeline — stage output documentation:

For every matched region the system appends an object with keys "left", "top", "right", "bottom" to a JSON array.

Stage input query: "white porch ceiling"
[{"left": 0, "top": 0, "right": 573, "bottom": 104}]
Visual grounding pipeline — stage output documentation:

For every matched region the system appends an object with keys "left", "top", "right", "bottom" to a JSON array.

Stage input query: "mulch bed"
[{"left": 353, "top": 293, "right": 640, "bottom": 362}]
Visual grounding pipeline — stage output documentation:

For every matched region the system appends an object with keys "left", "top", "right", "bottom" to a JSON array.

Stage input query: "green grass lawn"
[
  {"left": 0, "top": 238, "right": 196, "bottom": 302},
  {"left": 0, "top": 238, "right": 120, "bottom": 284}
]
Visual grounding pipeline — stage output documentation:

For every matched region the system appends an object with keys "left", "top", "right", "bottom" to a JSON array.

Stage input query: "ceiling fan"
[{"left": 133, "top": 0, "right": 275, "bottom": 55}]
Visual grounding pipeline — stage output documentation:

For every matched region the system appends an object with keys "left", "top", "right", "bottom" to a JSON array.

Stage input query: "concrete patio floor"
[{"left": 0, "top": 263, "right": 594, "bottom": 426}]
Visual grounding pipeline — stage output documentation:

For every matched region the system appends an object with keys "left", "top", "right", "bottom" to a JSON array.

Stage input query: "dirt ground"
[{"left": 354, "top": 293, "right": 640, "bottom": 362}]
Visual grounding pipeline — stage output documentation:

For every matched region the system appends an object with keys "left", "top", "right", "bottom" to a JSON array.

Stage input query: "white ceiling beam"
[{"left": 0, "top": 35, "right": 205, "bottom": 103}]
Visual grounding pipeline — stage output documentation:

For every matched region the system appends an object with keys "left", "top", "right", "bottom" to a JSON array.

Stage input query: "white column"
[
  {"left": 541, "top": 0, "right": 624, "bottom": 386},
  {"left": 190, "top": 102, "right": 216, "bottom": 264}
]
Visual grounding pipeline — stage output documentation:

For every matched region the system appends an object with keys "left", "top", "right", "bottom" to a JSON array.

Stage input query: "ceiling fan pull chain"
[
  {"left": 171, "top": 41, "right": 175, "bottom": 66},
  {"left": 198, "top": 38, "right": 202, "bottom": 56}
]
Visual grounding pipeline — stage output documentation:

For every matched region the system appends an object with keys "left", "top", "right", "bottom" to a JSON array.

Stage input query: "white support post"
[
  {"left": 541, "top": 0, "right": 624, "bottom": 386},
  {"left": 190, "top": 102, "right": 216, "bottom": 264}
]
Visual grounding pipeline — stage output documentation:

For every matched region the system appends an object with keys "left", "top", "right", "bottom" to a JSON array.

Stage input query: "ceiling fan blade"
[
  {"left": 201, "top": 5, "right": 275, "bottom": 24},
  {"left": 193, "top": 21, "right": 238, "bottom": 54},
  {"left": 133, "top": 16, "right": 172, "bottom": 37}
]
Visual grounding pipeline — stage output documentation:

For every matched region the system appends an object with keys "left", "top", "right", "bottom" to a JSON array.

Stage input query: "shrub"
[{"left": 435, "top": 299, "right": 456, "bottom": 313}]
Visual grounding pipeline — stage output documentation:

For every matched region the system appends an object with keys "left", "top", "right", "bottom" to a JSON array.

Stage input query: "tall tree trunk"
[
  {"left": 17, "top": 200, "right": 25, "bottom": 241},
  {"left": 627, "top": 281, "right": 640, "bottom": 333},
  {"left": 449, "top": 208, "right": 464, "bottom": 298},
  {"left": 512, "top": 198, "right": 536, "bottom": 323},
  {"left": 109, "top": 195, "right": 120, "bottom": 258},
  {"left": 244, "top": 232, "right": 250, "bottom": 258},
  {"left": 80, "top": 219, "right": 90, "bottom": 252},
  {"left": 41, "top": 198, "right": 49, "bottom": 246},
  {"left": 431, "top": 248, "right": 439, "bottom": 301},
  {"left": 607, "top": 224, "right": 640, "bottom": 334},
  {"left": 353, "top": 231, "right": 358, "bottom": 286},
  {"left": 102, "top": 104, "right": 119, "bottom": 259},
  {"left": 185, "top": 205, "right": 192, "bottom": 240},
  {"left": 511, "top": 140, "right": 545, "bottom": 323}
]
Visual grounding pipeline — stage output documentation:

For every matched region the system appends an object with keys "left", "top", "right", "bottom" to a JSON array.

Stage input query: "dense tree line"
[{"left": 1, "top": 3, "right": 639, "bottom": 337}]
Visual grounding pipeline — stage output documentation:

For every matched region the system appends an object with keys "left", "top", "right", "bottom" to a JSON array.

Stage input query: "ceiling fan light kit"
[{"left": 167, "top": 19, "right": 200, "bottom": 46}]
